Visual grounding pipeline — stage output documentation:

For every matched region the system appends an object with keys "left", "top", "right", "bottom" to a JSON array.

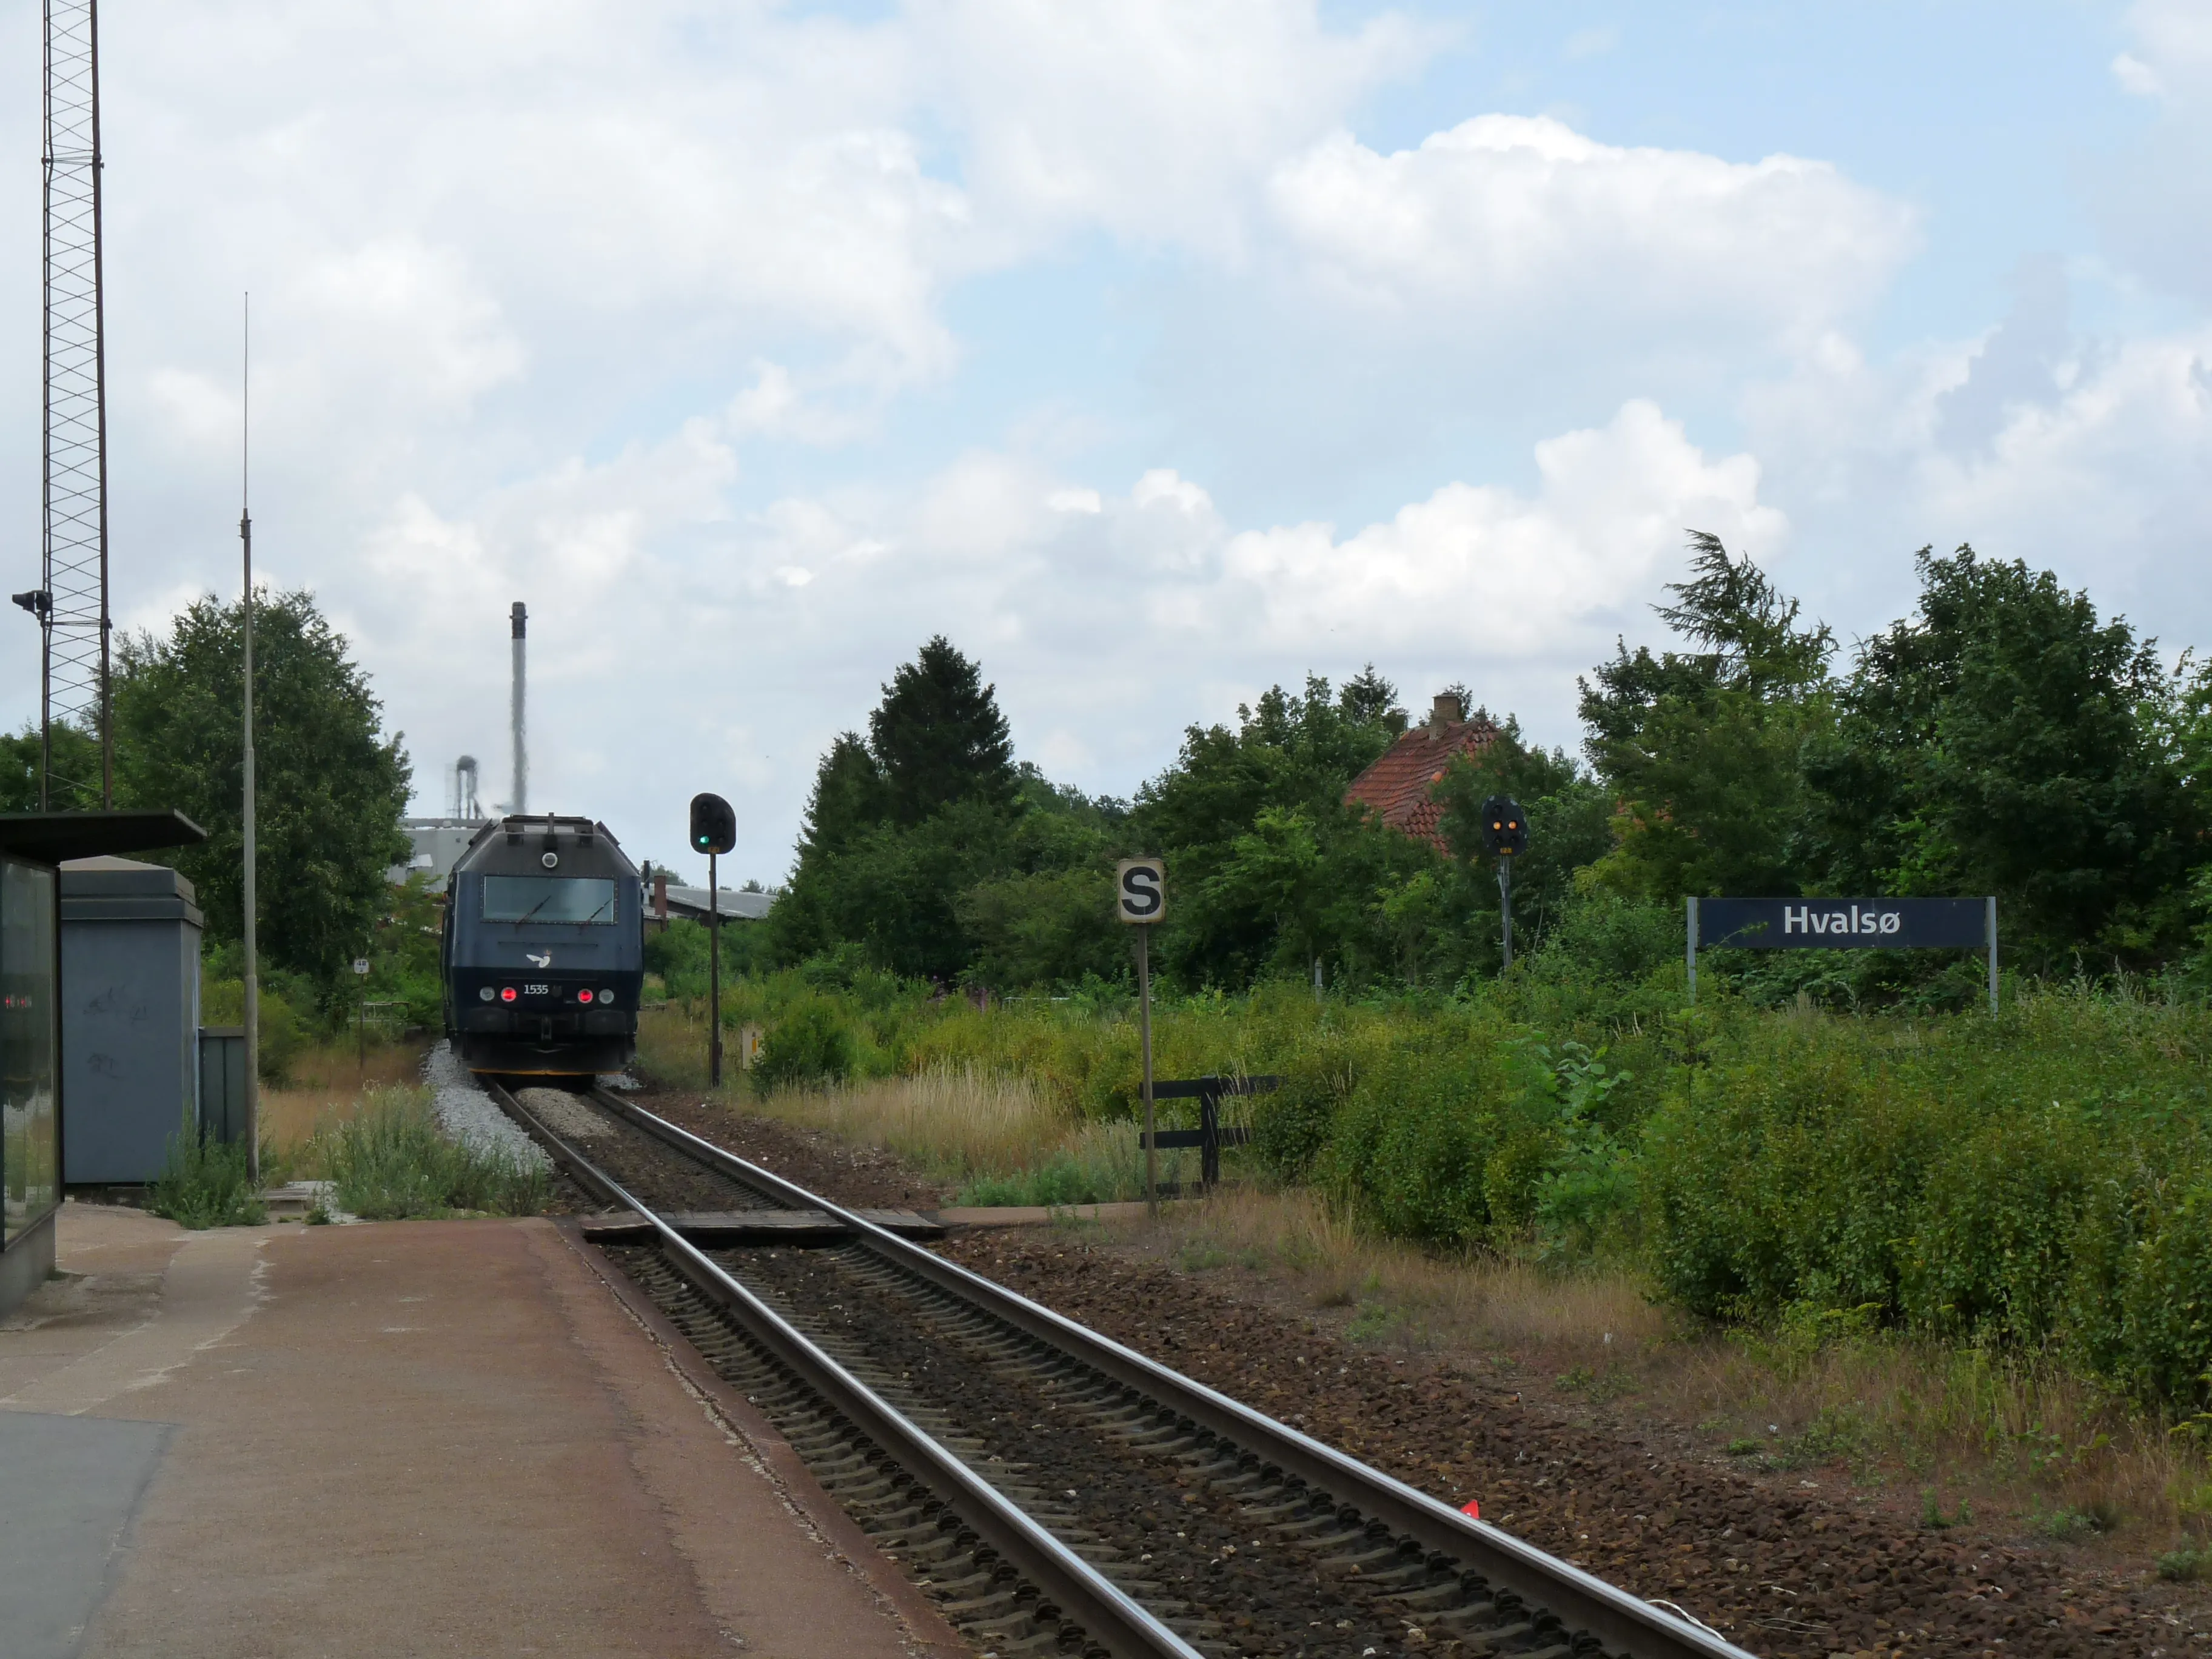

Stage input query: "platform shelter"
[{"left": 0, "top": 810, "right": 204, "bottom": 1319}]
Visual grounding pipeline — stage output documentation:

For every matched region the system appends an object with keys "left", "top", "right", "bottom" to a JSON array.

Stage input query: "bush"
[
  {"left": 1642, "top": 1037, "right": 1954, "bottom": 1318},
  {"left": 753, "top": 997, "right": 857, "bottom": 1090},
  {"left": 2119, "top": 1175, "right": 2212, "bottom": 1406},
  {"left": 318, "top": 1088, "right": 548, "bottom": 1219},
  {"left": 1321, "top": 1043, "right": 1507, "bottom": 1246},
  {"left": 1901, "top": 1107, "right": 2108, "bottom": 1344},
  {"left": 149, "top": 1132, "right": 267, "bottom": 1228},
  {"left": 1252, "top": 1067, "right": 1344, "bottom": 1179},
  {"left": 200, "top": 971, "right": 309, "bottom": 1084}
]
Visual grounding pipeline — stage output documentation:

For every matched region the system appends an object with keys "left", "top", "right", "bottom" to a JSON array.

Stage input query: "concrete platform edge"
[
  {"left": 549, "top": 1217, "right": 967, "bottom": 1657},
  {"left": 0, "top": 1207, "right": 58, "bottom": 1322}
]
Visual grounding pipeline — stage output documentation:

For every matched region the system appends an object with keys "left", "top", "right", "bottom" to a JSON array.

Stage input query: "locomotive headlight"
[
  {"left": 598, "top": 988, "right": 612, "bottom": 1004},
  {"left": 478, "top": 987, "right": 494, "bottom": 1002},
  {"left": 500, "top": 986, "right": 517, "bottom": 1003}
]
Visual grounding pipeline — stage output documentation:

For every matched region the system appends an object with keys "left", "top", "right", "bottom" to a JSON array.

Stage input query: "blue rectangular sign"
[{"left": 1697, "top": 897, "right": 1989, "bottom": 950}]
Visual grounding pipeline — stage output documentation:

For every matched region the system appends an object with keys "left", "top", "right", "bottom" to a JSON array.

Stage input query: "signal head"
[
  {"left": 1476, "top": 794, "right": 1529, "bottom": 857},
  {"left": 689, "top": 792, "right": 737, "bottom": 856}
]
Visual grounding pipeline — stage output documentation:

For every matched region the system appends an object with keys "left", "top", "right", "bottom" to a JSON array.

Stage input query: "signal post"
[
  {"left": 690, "top": 793, "right": 737, "bottom": 1086},
  {"left": 1115, "top": 858, "right": 1165, "bottom": 1219},
  {"left": 1478, "top": 796, "right": 1528, "bottom": 971}
]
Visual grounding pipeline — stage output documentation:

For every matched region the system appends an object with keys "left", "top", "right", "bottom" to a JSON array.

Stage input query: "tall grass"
[
  {"left": 313, "top": 1086, "right": 549, "bottom": 1220},
  {"left": 148, "top": 1132, "right": 268, "bottom": 1228},
  {"left": 257, "top": 1038, "right": 431, "bottom": 1157},
  {"left": 743, "top": 1067, "right": 1181, "bottom": 1203}
]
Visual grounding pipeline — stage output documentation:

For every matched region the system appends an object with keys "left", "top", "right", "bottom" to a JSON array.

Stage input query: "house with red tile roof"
[{"left": 1344, "top": 693, "right": 1498, "bottom": 856}]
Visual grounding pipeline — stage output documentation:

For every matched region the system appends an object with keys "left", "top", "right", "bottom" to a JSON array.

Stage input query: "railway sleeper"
[{"left": 617, "top": 1233, "right": 1651, "bottom": 1659}]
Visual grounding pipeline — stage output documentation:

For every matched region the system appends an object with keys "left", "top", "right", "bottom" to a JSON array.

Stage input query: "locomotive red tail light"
[
  {"left": 500, "top": 985, "right": 517, "bottom": 1002},
  {"left": 578, "top": 989, "right": 594, "bottom": 1004}
]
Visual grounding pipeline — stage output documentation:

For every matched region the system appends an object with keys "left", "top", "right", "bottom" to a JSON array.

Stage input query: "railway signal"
[
  {"left": 691, "top": 794, "right": 737, "bottom": 856},
  {"left": 1116, "top": 858, "right": 1166, "bottom": 1220},
  {"left": 690, "top": 793, "right": 737, "bottom": 1085},
  {"left": 1476, "top": 796, "right": 1527, "bottom": 971}
]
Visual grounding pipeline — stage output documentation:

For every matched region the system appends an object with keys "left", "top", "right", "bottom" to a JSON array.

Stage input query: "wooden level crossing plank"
[{"left": 578, "top": 1208, "right": 946, "bottom": 1244}]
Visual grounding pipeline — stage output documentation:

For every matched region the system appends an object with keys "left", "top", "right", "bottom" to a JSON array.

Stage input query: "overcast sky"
[{"left": 3, "top": 1, "right": 2207, "bottom": 882}]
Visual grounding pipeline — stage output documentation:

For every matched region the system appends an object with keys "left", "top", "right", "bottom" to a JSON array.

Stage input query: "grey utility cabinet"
[{"left": 59, "top": 857, "right": 204, "bottom": 1184}]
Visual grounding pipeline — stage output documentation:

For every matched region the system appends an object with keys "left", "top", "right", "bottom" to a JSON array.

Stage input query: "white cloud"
[
  {"left": 1267, "top": 116, "right": 1915, "bottom": 350},
  {"left": 1740, "top": 260, "right": 2212, "bottom": 650},
  {"left": 912, "top": 0, "right": 1430, "bottom": 251},
  {"left": 1208, "top": 400, "right": 1785, "bottom": 659},
  {"left": 2119, "top": 1, "right": 2212, "bottom": 96},
  {"left": 2113, "top": 51, "right": 2165, "bottom": 98}
]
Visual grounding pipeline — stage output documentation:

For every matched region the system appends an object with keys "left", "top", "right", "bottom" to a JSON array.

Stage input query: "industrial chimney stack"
[{"left": 509, "top": 602, "right": 528, "bottom": 815}]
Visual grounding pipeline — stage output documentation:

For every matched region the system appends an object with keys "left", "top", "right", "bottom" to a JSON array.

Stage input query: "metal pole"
[
  {"left": 240, "top": 295, "right": 259, "bottom": 1182},
  {"left": 708, "top": 849, "right": 722, "bottom": 1087},
  {"left": 1138, "top": 925, "right": 1155, "bottom": 1222},
  {"left": 38, "top": 1, "right": 55, "bottom": 814},
  {"left": 1686, "top": 896, "right": 1698, "bottom": 1006},
  {"left": 1497, "top": 857, "right": 1513, "bottom": 971},
  {"left": 1986, "top": 896, "right": 1999, "bottom": 1017},
  {"left": 89, "top": 0, "right": 109, "bottom": 806}
]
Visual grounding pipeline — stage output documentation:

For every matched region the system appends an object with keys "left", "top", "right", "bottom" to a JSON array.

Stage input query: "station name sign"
[{"left": 1695, "top": 896, "right": 1990, "bottom": 951}]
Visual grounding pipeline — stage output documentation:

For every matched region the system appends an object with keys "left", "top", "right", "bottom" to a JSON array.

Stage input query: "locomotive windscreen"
[{"left": 480, "top": 875, "right": 619, "bottom": 925}]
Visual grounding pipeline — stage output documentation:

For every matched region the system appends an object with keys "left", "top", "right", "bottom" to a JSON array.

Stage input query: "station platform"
[{"left": 0, "top": 1201, "right": 959, "bottom": 1659}]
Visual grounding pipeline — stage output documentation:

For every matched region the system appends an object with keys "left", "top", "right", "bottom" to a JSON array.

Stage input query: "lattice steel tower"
[{"left": 39, "top": 0, "right": 112, "bottom": 808}]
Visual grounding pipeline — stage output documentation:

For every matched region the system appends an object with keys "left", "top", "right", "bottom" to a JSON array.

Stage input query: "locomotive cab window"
[{"left": 480, "top": 876, "right": 618, "bottom": 925}]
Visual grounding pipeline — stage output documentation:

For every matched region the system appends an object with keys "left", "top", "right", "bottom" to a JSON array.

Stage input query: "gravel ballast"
[{"left": 423, "top": 1042, "right": 551, "bottom": 1171}]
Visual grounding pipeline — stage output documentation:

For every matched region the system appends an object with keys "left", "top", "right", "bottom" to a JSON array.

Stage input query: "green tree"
[
  {"left": 1805, "top": 546, "right": 2204, "bottom": 964},
  {"left": 772, "top": 643, "right": 1126, "bottom": 985},
  {"left": 1133, "top": 671, "right": 1410, "bottom": 986},
  {"left": 1580, "top": 532, "right": 1835, "bottom": 900},
  {"left": 799, "top": 732, "right": 891, "bottom": 854},
  {"left": 0, "top": 720, "right": 104, "bottom": 812},
  {"left": 113, "top": 589, "right": 411, "bottom": 988},
  {"left": 868, "top": 635, "right": 1016, "bottom": 825}
]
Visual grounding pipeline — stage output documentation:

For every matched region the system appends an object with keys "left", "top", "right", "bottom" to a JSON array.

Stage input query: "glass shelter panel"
[{"left": 1, "top": 859, "right": 59, "bottom": 1243}]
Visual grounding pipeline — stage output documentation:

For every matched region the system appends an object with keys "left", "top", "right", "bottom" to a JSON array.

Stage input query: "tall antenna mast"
[
  {"left": 240, "top": 293, "right": 260, "bottom": 1183},
  {"left": 40, "top": 0, "right": 113, "bottom": 808}
]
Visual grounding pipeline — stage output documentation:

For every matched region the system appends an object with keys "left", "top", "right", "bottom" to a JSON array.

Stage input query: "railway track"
[{"left": 486, "top": 1078, "right": 1757, "bottom": 1659}]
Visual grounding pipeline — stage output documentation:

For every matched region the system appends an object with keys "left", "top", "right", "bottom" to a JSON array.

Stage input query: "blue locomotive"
[{"left": 442, "top": 814, "right": 644, "bottom": 1076}]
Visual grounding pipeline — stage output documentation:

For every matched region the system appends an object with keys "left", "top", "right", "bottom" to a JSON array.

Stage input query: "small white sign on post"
[
  {"left": 1115, "top": 859, "right": 1165, "bottom": 925},
  {"left": 1116, "top": 858, "right": 1166, "bottom": 1220},
  {"left": 351, "top": 958, "right": 370, "bottom": 976}
]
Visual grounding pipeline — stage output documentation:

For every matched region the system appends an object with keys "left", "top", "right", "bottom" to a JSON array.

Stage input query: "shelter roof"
[{"left": 0, "top": 810, "right": 206, "bottom": 866}]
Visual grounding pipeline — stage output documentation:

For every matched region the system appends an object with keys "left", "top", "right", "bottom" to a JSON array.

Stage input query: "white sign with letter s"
[{"left": 1115, "top": 858, "right": 1165, "bottom": 925}]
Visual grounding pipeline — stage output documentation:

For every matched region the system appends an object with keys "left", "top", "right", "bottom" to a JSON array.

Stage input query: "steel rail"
[
  {"left": 592, "top": 1087, "right": 1757, "bottom": 1659},
  {"left": 485, "top": 1079, "right": 1199, "bottom": 1659}
]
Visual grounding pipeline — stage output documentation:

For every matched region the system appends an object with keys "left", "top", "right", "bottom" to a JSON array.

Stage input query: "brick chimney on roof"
[{"left": 1427, "top": 691, "right": 1463, "bottom": 735}]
